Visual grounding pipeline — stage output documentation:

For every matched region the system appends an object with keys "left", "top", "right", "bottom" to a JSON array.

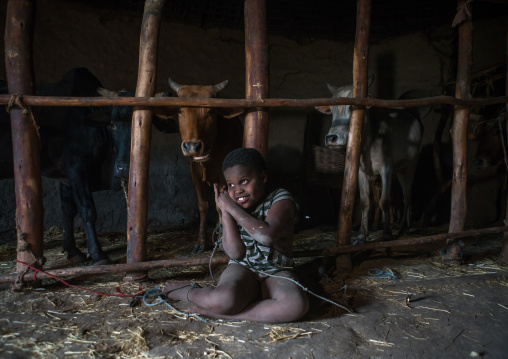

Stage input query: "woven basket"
[{"left": 305, "top": 145, "right": 345, "bottom": 188}]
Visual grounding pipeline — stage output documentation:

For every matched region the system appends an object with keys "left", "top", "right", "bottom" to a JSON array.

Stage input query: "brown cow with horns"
[{"left": 164, "top": 78, "right": 244, "bottom": 253}]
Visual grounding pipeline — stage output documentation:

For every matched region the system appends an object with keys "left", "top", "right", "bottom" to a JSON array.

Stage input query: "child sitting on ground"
[{"left": 162, "top": 147, "right": 309, "bottom": 323}]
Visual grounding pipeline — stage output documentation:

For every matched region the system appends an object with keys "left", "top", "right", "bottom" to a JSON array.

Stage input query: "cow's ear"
[
  {"left": 217, "top": 107, "right": 244, "bottom": 118},
  {"left": 97, "top": 87, "right": 118, "bottom": 97},
  {"left": 152, "top": 115, "right": 180, "bottom": 133},
  {"left": 84, "top": 110, "right": 112, "bottom": 128},
  {"left": 315, "top": 105, "right": 331, "bottom": 115},
  {"left": 151, "top": 92, "right": 179, "bottom": 120},
  {"left": 151, "top": 107, "right": 180, "bottom": 120}
]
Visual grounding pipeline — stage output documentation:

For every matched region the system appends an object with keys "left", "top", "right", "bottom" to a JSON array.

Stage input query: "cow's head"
[
  {"left": 167, "top": 78, "right": 243, "bottom": 162},
  {"left": 469, "top": 110, "right": 506, "bottom": 169},
  {"left": 83, "top": 88, "right": 134, "bottom": 189},
  {"left": 85, "top": 88, "right": 179, "bottom": 190},
  {"left": 315, "top": 74, "right": 374, "bottom": 148}
]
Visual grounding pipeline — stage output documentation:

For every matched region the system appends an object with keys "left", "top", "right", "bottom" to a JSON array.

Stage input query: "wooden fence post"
[
  {"left": 125, "top": 0, "right": 166, "bottom": 281},
  {"left": 243, "top": 0, "right": 269, "bottom": 157},
  {"left": 335, "top": 0, "right": 371, "bottom": 271},
  {"left": 447, "top": 0, "right": 473, "bottom": 260},
  {"left": 4, "top": 0, "right": 44, "bottom": 288}
]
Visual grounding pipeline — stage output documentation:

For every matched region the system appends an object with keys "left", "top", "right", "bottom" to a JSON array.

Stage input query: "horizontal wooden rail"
[
  {"left": 0, "top": 94, "right": 507, "bottom": 109},
  {"left": 0, "top": 255, "right": 230, "bottom": 284},
  {"left": 324, "top": 225, "right": 508, "bottom": 255},
  {"left": 1, "top": 225, "right": 506, "bottom": 284}
]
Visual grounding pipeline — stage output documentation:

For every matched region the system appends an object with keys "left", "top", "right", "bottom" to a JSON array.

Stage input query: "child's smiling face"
[{"left": 224, "top": 164, "right": 267, "bottom": 210}]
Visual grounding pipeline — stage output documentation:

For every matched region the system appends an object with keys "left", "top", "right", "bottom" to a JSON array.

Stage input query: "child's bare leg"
[
  {"left": 162, "top": 263, "right": 260, "bottom": 314},
  {"left": 192, "top": 271, "right": 309, "bottom": 323}
]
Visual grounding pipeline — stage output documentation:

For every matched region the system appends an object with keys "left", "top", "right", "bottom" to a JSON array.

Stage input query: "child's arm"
[
  {"left": 214, "top": 184, "right": 245, "bottom": 259},
  {"left": 216, "top": 187, "right": 295, "bottom": 249},
  {"left": 227, "top": 200, "right": 295, "bottom": 248}
]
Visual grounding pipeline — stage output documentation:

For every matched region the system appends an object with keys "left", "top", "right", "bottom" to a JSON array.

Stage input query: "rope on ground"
[
  {"left": 15, "top": 259, "right": 143, "bottom": 298},
  {"left": 360, "top": 268, "right": 400, "bottom": 280},
  {"left": 250, "top": 264, "right": 355, "bottom": 314},
  {"left": 208, "top": 244, "right": 354, "bottom": 313},
  {"left": 140, "top": 285, "right": 211, "bottom": 323},
  {"left": 13, "top": 230, "right": 47, "bottom": 291}
]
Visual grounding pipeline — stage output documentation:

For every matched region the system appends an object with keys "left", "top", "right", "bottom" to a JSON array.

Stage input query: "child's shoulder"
[
  {"left": 254, "top": 189, "right": 298, "bottom": 219},
  {"left": 267, "top": 188, "right": 294, "bottom": 203}
]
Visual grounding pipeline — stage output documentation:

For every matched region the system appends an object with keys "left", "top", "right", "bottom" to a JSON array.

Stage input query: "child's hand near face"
[
  {"left": 214, "top": 183, "right": 245, "bottom": 259},
  {"left": 214, "top": 183, "right": 237, "bottom": 213}
]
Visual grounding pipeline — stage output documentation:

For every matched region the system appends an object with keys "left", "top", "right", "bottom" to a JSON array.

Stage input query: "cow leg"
[
  {"left": 495, "top": 170, "right": 507, "bottom": 224},
  {"left": 356, "top": 171, "right": 371, "bottom": 245},
  {"left": 380, "top": 169, "right": 393, "bottom": 241},
  {"left": 59, "top": 183, "right": 87, "bottom": 263},
  {"left": 396, "top": 165, "right": 417, "bottom": 236},
  {"left": 370, "top": 179, "right": 382, "bottom": 230},
  {"left": 190, "top": 162, "right": 208, "bottom": 253},
  {"left": 68, "top": 168, "right": 109, "bottom": 264}
]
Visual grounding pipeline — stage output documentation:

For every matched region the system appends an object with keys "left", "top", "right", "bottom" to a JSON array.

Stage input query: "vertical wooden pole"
[
  {"left": 447, "top": 0, "right": 472, "bottom": 260},
  {"left": 336, "top": 0, "right": 371, "bottom": 252},
  {"left": 243, "top": 0, "right": 269, "bottom": 157},
  {"left": 500, "top": 18, "right": 508, "bottom": 264},
  {"left": 125, "top": 0, "right": 166, "bottom": 281},
  {"left": 4, "top": 0, "right": 44, "bottom": 282}
]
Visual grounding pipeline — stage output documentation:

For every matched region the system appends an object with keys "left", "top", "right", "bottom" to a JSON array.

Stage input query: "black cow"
[{"left": 1, "top": 68, "right": 177, "bottom": 264}]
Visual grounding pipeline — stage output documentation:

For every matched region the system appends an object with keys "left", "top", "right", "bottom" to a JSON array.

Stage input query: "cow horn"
[
  {"left": 213, "top": 80, "right": 229, "bottom": 94},
  {"left": 168, "top": 78, "right": 182, "bottom": 93},
  {"left": 326, "top": 83, "right": 338, "bottom": 94},
  {"left": 97, "top": 87, "right": 118, "bottom": 97}
]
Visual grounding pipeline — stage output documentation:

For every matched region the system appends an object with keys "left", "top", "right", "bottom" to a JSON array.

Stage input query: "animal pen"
[
  {"left": 1, "top": 1, "right": 508, "bottom": 358},
  {"left": 0, "top": 0, "right": 507, "bottom": 287}
]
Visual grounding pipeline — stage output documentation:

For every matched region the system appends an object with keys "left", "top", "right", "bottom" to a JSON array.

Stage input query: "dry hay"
[
  {"left": 1, "top": 224, "right": 507, "bottom": 358},
  {"left": 259, "top": 325, "right": 317, "bottom": 342},
  {"left": 118, "top": 326, "right": 149, "bottom": 356},
  {"left": 340, "top": 230, "right": 508, "bottom": 317}
]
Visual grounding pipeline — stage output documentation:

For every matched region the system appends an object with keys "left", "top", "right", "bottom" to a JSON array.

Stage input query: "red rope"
[{"left": 16, "top": 260, "right": 143, "bottom": 298}]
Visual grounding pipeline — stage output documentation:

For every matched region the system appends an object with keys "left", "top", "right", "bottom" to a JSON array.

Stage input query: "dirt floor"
[{"left": 0, "top": 224, "right": 507, "bottom": 359}]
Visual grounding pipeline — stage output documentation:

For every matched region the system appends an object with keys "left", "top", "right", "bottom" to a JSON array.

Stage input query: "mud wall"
[{"left": 0, "top": 1, "right": 505, "bottom": 238}]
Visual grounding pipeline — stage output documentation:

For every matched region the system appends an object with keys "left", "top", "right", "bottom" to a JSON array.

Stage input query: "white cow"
[{"left": 316, "top": 75, "right": 425, "bottom": 243}]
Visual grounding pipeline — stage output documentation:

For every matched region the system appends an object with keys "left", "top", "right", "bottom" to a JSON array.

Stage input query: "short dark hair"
[{"left": 222, "top": 147, "right": 266, "bottom": 174}]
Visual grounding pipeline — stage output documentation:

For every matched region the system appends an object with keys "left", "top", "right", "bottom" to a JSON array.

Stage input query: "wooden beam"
[
  {"left": 125, "top": 0, "right": 166, "bottom": 281},
  {"left": 327, "top": 226, "right": 508, "bottom": 255},
  {"left": 4, "top": 225, "right": 506, "bottom": 285},
  {"left": 0, "top": 94, "right": 506, "bottom": 109},
  {"left": 0, "top": 256, "right": 230, "bottom": 284},
  {"left": 243, "top": 0, "right": 269, "bottom": 157},
  {"left": 4, "top": 0, "right": 44, "bottom": 287},
  {"left": 337, "top": 0, "right": 371, "bottom": 251},
  {"left": 447, "top": 0, "right": 473, "bottom": 260}
]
